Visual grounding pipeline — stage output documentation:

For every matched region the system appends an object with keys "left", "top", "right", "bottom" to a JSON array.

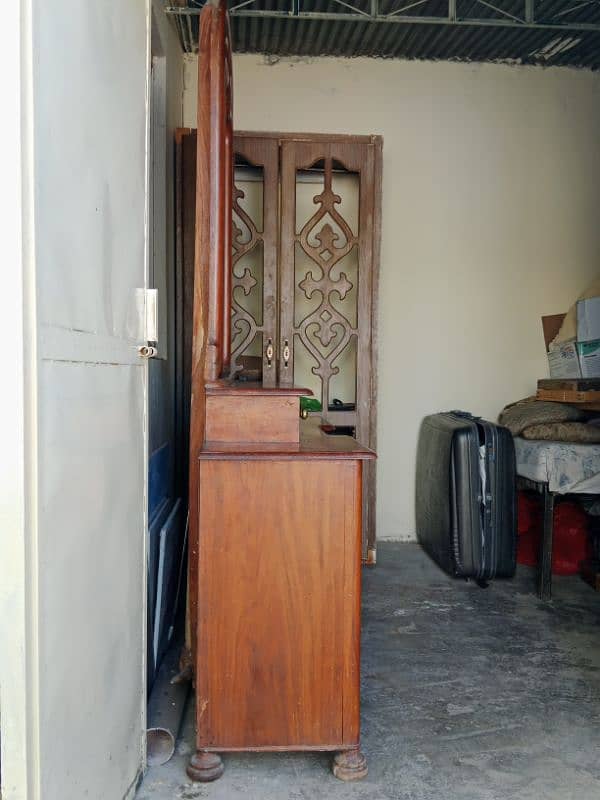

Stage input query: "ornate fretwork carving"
[
  {"left": 294, "top": 158, "right": 359, "bottom": 406},
  {"left": 230, "top": 183, "right": 263, "bottom": 376}
]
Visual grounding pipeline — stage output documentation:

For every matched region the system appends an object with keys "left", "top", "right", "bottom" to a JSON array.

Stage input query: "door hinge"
[
  {"left": 145, "top": 288, "right": 158, "bottom": 344},
  {"left": 137, "top": 344, "right": 158, "bottom": 359}
]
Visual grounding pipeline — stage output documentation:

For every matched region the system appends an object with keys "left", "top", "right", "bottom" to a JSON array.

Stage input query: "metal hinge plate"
[{"left": 145, "top": 288, "right": 158, "bottom": 344}]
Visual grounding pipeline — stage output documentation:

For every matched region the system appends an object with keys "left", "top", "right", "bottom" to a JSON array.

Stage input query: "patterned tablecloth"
[{"left": 514, "top": 437, "right": 600, "bottom": 494}]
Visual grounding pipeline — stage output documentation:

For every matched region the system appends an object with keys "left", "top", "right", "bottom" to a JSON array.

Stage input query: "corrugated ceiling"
[{"left": 166, "top": 0, "right": 600, "bottom": 68}]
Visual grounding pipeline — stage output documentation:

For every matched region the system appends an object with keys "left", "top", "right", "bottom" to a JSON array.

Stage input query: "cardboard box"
[
  {"left": 545, "top": 338, "right": 600, "bottom": 379},
  {"left": 578, "top": 339, "right": 600, "bottom": 378},
  {"left": 577, "top": 297, "right": 600, "bottom": 343},
  {"left": 547, "top": 340, "right": 582, "bottom": 379},
  {"left": 542, "top": 313, "right": 600, "bottom": 379}
]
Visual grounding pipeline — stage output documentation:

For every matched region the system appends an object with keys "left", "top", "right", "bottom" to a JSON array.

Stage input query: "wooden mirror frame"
[{"left": 187, "top": 0, "right": 234, "bottom": 665}]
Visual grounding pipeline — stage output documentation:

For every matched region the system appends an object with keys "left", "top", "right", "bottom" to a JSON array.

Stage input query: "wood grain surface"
[
  {"left": 187, "top": 0, "right": 233, "bottom": 665},
  {"left": 205, "top": 394, "right": 300, "bottom": 443},
  {"left": 201, "top": 416, "right": 376, "bottom": 459},
  {"left": 196, "top": 458, "right": 362, "bottom": 749}
]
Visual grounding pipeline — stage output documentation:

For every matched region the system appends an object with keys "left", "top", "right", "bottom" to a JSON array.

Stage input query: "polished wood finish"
[
  {"left": 202, "top": 416, "right": 375, "bottom": 459},
  {"left": 205, "top": 383, "right": 310, "bottom": 397},
  {"left": 195, "top": 1, "right": 233, "bottom": 384},
  {"left": 236, "top": 130, "right": 380, "bottom": 144},
  {"left": 222, "top": 25, "right": 233, "bottom": 374},
  {"left": 187, "top": 0, "right": 233, "bottom": 676},
  {"left": 205, "top": 393, "right": 300, "bottom": 443},
  {"left": 196, "top": 450, "right": 367, "bottom": 750},
  {"left": 186, "top": 751, "right": 224, "bottom": 782},
  {"left": 279, "top": 138, "right": 381, "bottom": 562},
  {"left": 176, "top": 128, "right": 382, "bottom": 561},
  {"left": 536, "top": 388, "right": 600, "bottom": 404},
  {"left": 231, "top": 136, "right": 279, "bottom": 385},
  {"left": 185, "top": 3, "right": 374, "bottom": 779}
]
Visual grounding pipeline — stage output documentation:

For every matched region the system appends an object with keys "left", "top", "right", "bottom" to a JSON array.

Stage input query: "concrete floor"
[{"left": 137, "top": 542, "right": 600, "bottom": 800}]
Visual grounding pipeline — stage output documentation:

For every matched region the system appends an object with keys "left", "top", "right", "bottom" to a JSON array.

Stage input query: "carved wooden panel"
[{"left": 230, "top": 136, "right": 279, "bottom": 387}]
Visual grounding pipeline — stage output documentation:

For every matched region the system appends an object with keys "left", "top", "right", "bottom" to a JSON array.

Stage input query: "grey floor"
[{"left": 137, "top": 542, "right": 600, "bottom": 800}]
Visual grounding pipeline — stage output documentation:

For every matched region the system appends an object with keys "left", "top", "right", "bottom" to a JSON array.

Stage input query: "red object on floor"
[
  {"left": 518, "top": 492, "right": 541, "bottom": 535},
  {"left": 517, "top": 492, "right": 590, "bottom": 575},
  {"left": 517, "top": 529, "right": 540, "bottom": 567},
  {"left": 552, "top": 502, "right": 590, "bottom": 575}
]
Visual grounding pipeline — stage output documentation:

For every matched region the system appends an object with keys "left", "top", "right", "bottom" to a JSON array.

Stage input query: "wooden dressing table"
[{"left": 186, "top": 0, "right": 375, "bottom": 782}]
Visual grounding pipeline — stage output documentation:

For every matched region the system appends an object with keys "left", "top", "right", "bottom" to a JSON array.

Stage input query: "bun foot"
[
  {"left": 332, "top": 749, "right": 368, "bottom": 781},
  {"left": 187, "top": 751, "right": 224, "bottom": 782}
]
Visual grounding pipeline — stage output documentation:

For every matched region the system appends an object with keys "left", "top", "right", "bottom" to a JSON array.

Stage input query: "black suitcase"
[{"left": 416, "top": 411, "right": 517, "bottom": 581}]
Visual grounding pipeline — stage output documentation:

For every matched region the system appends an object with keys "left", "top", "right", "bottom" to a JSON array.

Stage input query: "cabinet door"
[
  {"left": 279, "top": 140, "right": 375, "bottom": 440},
  {"left": 231, "top": 135, "right": 280, "bottom": 386},
  {"left": 196, "top": 458, "right": 361, "bottom": 749},
  {"left": 279, "top": 139, "right": 378, "bottom": 559}
]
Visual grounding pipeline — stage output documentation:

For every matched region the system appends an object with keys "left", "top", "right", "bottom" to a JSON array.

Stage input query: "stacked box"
[{"left": 544, "top": 298, "right": 600, "bottom": 379}]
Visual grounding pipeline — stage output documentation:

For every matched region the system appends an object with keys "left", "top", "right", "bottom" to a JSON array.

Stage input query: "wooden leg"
[
  {"left": 538, "top": 485, "right": 555, "bottom": 602},
  {"left": 332, "top": 749, "right": 368, "bottom": 781},
  {"left": 187, "top": 751, "right": 224, "bottom": 782}
]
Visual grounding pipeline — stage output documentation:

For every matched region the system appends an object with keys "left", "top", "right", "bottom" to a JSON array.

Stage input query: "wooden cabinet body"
[{"left": 195, "top": 425, "right": 373, "bottom": 752}]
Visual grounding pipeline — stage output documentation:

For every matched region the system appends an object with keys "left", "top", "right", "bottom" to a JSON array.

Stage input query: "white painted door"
[{"left": 9, "top": 2, "right": 150, "bottom": 799}]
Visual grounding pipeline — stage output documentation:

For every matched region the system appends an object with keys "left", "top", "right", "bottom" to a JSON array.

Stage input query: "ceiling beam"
[{"left": 165, "top": 1, "right": 600, "bottom": 32}]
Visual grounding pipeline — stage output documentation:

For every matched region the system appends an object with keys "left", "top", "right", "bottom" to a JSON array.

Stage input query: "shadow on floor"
[{"left": 137, "top": 542, "right": 600, "bottom": 800}]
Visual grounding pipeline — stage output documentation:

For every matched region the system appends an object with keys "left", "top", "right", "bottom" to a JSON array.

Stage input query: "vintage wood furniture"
[
  {"left": 185, "top": 0, "right": 375, "bottom": 783},
  {"left": 175, "top": 130, "right": 381, "bottom": 563}
]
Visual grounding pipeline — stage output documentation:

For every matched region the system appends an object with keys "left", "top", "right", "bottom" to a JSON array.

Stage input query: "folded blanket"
[
  {"left": 498, "top": 398, "right": 586, "bottom": 436},
  {"left": 521, "top": 422, "right": 600, "bottom": 444}
]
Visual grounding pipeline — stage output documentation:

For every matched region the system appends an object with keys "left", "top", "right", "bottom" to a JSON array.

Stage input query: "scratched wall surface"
[
  {"left": 138, "top": 542, "right": 600, "bottom": 799},
  {"left": 183, "top": 54, "right": 600, "bottom": 541},
  {"left": 33, "top": 1, "right": 149, "bottom": 798}
]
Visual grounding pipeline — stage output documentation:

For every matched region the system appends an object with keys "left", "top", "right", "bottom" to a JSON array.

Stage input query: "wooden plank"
[
  {"left": 538, "top": 378, "right": 600, "bottom": 391},
  {"left": 205, "top": 382, "right": 311, "bottom": 397},
  {"left": 536, "top": 388, "right": 600, "bottom": 404},
  {"left": 355, "top": 143, "right": 375, "bottom": 562},
  {"left": 278, "top": 140, "right": 297, "bottom": 387},
  {"left": 365, "top": 136, "right": 382, "bottom": 564},
  {"left": 236, "top": 130, "right": 381, "bottom": 145},
  {"left": 342, "top": 461, "right": 361, "bottom": 744},
  {"left": 187, "top": 0, "right": 233, "bottom": 684}
]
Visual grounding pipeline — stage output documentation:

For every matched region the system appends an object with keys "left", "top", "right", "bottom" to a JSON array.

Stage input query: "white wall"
[
  {"left": 28, "top": 2, "right": 150, "bottom": 798},
  {"left": 0, "top": 1, "right": 37, "bottom": 797},
  {"left": 183, "top": 53, "right": 600, "bottom": 541}
]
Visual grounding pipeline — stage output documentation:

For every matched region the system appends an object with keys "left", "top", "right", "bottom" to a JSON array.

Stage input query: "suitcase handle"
[{"left": 449, "top": 410, "right": 481, "bottom": 420}]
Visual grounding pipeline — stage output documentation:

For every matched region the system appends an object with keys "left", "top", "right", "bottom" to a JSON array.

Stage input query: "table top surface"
[{"left": 200, "top": 418, "right": 376, "bottom": 461}]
